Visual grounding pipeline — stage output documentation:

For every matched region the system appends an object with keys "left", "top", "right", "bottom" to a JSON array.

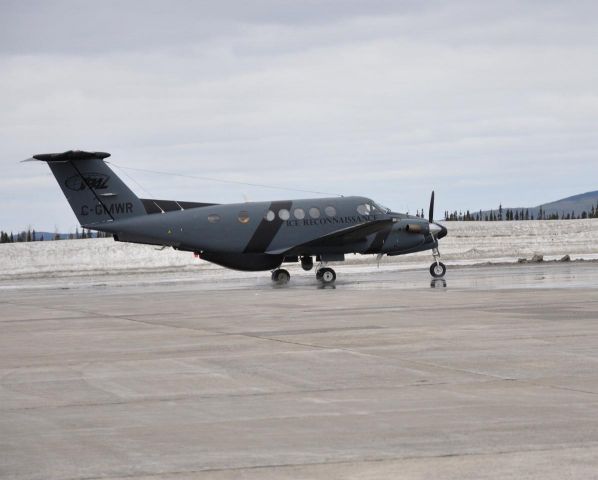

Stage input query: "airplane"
[{"left": 26, "top": 150, "right": 448, "bottom": 284}]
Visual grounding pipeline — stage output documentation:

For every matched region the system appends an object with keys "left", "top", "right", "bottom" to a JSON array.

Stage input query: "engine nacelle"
[
  {"left": 380, "top": 221, "right": 435, "bottom": 255},
  {"left": 404, "top": 223, "right": 430, "bottom": 235}
]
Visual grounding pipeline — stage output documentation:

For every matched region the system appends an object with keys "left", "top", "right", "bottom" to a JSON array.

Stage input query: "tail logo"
[{"left": 65, "top": 173, "right": 109, "bottom": 191}]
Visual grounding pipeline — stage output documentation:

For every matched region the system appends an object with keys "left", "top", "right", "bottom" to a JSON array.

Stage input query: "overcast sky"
[{"left": 1, "top": 0, "right": 597, "bottom": 232}]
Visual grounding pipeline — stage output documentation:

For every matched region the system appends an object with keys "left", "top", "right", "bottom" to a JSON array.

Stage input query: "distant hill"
[
  {"left": 478, "top": 190, "right": 598, "bottom": 220},
  {"left": 531, "top": 190, "right": 598, "bottom": 217}
]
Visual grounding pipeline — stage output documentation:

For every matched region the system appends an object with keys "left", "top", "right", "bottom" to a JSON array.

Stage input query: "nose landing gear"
[{"left": 430, "top": 247, "right": 446, "bottom": 278}]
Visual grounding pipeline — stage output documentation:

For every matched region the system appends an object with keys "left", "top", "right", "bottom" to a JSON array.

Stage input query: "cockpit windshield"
[
  {"left": 357, "top": 201, "right": 390, "bottom": 216},
  {"left": 373, "top": 202, "right": 391, "bottom": 214}
]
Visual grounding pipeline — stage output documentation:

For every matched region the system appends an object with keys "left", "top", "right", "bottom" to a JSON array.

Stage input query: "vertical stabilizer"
[{"left": 31, "top": 150, "right": 145, "bottom": 226}]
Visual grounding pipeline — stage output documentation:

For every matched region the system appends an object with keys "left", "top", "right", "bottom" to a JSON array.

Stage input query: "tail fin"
[{"left": 30, "top": 150, "right": 145, "bottom": 226}]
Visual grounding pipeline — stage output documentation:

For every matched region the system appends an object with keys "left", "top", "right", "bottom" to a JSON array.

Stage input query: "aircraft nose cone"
[
  {"left": 430, "top": 222, "right": 448, "bottom": 239},
  {"left": 437, "top": 223, "right": 448, "bottom": 239}
]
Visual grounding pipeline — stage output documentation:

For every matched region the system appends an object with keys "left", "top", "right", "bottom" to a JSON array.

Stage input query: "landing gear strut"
[
  {"left": 271, "top": 268, "right": 290, "bottom": 285},
  {"left": 316, "top": 266, "right": 336, "bottom": 284},
  {"left": 429, "top": 247, "right": 446, "bottom": 278}
]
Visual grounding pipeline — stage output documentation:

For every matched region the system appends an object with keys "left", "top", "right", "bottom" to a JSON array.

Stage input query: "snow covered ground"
[{"left": 1, "top": 219, "right": 597, "bottom": 279}]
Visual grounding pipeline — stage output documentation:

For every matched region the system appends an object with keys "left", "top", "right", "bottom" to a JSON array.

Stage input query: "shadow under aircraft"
[{"left": 26, "top": 150, "right": 448, "bottom": 285}]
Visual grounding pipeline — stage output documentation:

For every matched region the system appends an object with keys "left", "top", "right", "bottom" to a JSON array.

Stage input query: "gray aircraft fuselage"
[{"left": 27, "top": 150, "right": 448, "bottom": 274}]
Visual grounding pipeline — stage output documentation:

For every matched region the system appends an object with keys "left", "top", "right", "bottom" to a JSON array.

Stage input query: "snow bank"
[
  {"left": 399, "top": 219, "right": 598, "bottom": 264},
  {"left": 0, "top": 238, "right": 208, "bottom": 277},
  {"left": 1, "top": 219, "right": 597, "bottom": 277}
]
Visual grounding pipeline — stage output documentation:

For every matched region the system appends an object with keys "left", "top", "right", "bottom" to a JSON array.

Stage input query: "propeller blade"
[{"left": 428, "top": 190, "right": 435, "bottom": 223}]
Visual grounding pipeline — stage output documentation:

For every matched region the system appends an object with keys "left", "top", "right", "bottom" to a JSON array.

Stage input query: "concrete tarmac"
[{"left": 2, "top": 263, "right": 598, "bottom": 479}]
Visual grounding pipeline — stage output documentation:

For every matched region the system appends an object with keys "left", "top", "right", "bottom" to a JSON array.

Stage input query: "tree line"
[
  {"left": 444, "top": 202, "right": 598, "bottom": 221},
  {"left": 0, "top": 227, "right": 111, "bottom": 243}
]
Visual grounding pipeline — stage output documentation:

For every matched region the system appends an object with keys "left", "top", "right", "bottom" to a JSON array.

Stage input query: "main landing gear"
[
  {"left": 430, "top": 247, "right": 446, "bottom": 278},
  {"left": 271, "top": 268, "right": 290, "bottom": 285},
  {"left": 300, "top": 255, "right": 314, "bottom": 271},
  {"left": 270, "top": 266, "right": 336, "bottom": 285},
  {"left": 316, "top": 265, "right": 336, "bottom": 284}
]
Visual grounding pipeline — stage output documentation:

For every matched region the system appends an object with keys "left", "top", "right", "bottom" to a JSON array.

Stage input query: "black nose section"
[{"left": 437, "top": 224, "right": 448, "bottom": 239}]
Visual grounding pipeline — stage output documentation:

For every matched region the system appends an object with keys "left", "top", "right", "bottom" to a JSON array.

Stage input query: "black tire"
[
  {"left": 300, "top": 256, "right": 314, "bottom": 271},
  {"left": 430, "top": 262, "right": 446, "bottom": 278},
  {"left": 317, "top": 267, "right": 336, "bottom": 284},
  {"left": 271, "top": 269, "right": 290, "bottom": 284}
]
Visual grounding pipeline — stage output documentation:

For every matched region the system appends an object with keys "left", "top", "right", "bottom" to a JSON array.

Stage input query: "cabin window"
[
  {"left": 325, "top": 205, "right": 336, "bottom": 217},
  {"left": 207, "top": 214, "right": 221, "bottom": 223},
  {"left": 294, "top": 208, "right": 305, "bottom": 219},
  {"left": 265, "top": 210, "right": 275, "bottom": 221},
  {"left": 238, "top": 211, "right": 250, "bottom": 224},
  {"left": 309, "top": 207, "right": 320, "bottom": 219},
  {"left": 356, "top": 204, "right": 373, "bottom": 215},
  {"left": 278, "top": 209, "right": 290, "bottom": 220}
]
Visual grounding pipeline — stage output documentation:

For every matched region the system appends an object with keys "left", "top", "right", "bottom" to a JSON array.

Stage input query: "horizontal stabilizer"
[{"left": 32, "top": 150, "right": 110, "bottom": 162}]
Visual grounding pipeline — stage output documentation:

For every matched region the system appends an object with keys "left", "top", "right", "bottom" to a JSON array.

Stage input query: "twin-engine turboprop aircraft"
[{"left": 26, "top": 150, "right": 448, "bottom": 284}]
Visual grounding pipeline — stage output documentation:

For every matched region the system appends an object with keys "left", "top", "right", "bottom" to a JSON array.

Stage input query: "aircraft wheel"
[
  {"left": 271, "top": 269, "right": 290, "bottom": 284},
  {"left": 300, "top": 256, "right": 314, "bottom": 271},
  {"left": 317, "top": 267, "right": 336, "bottom": 284},
  {"left": 430, "top": 262, "right": 446, "bottom": 278}
]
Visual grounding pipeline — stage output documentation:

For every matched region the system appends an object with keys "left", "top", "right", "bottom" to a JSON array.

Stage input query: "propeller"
[
  {"left": 427, "top": 190, "right": 446, "bottom": 239},
  {"left": 405, "top": 191, "right": 435, "bottom": 234}
]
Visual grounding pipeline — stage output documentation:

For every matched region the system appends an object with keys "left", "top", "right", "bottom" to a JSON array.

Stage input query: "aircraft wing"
[{"left": 267, "top": 218, "right": 395, "bottom": 255}]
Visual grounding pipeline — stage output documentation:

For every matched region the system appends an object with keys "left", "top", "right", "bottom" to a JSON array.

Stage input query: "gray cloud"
[{"left": 1, "top": 0, "right": 598, "bottom": 231}]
